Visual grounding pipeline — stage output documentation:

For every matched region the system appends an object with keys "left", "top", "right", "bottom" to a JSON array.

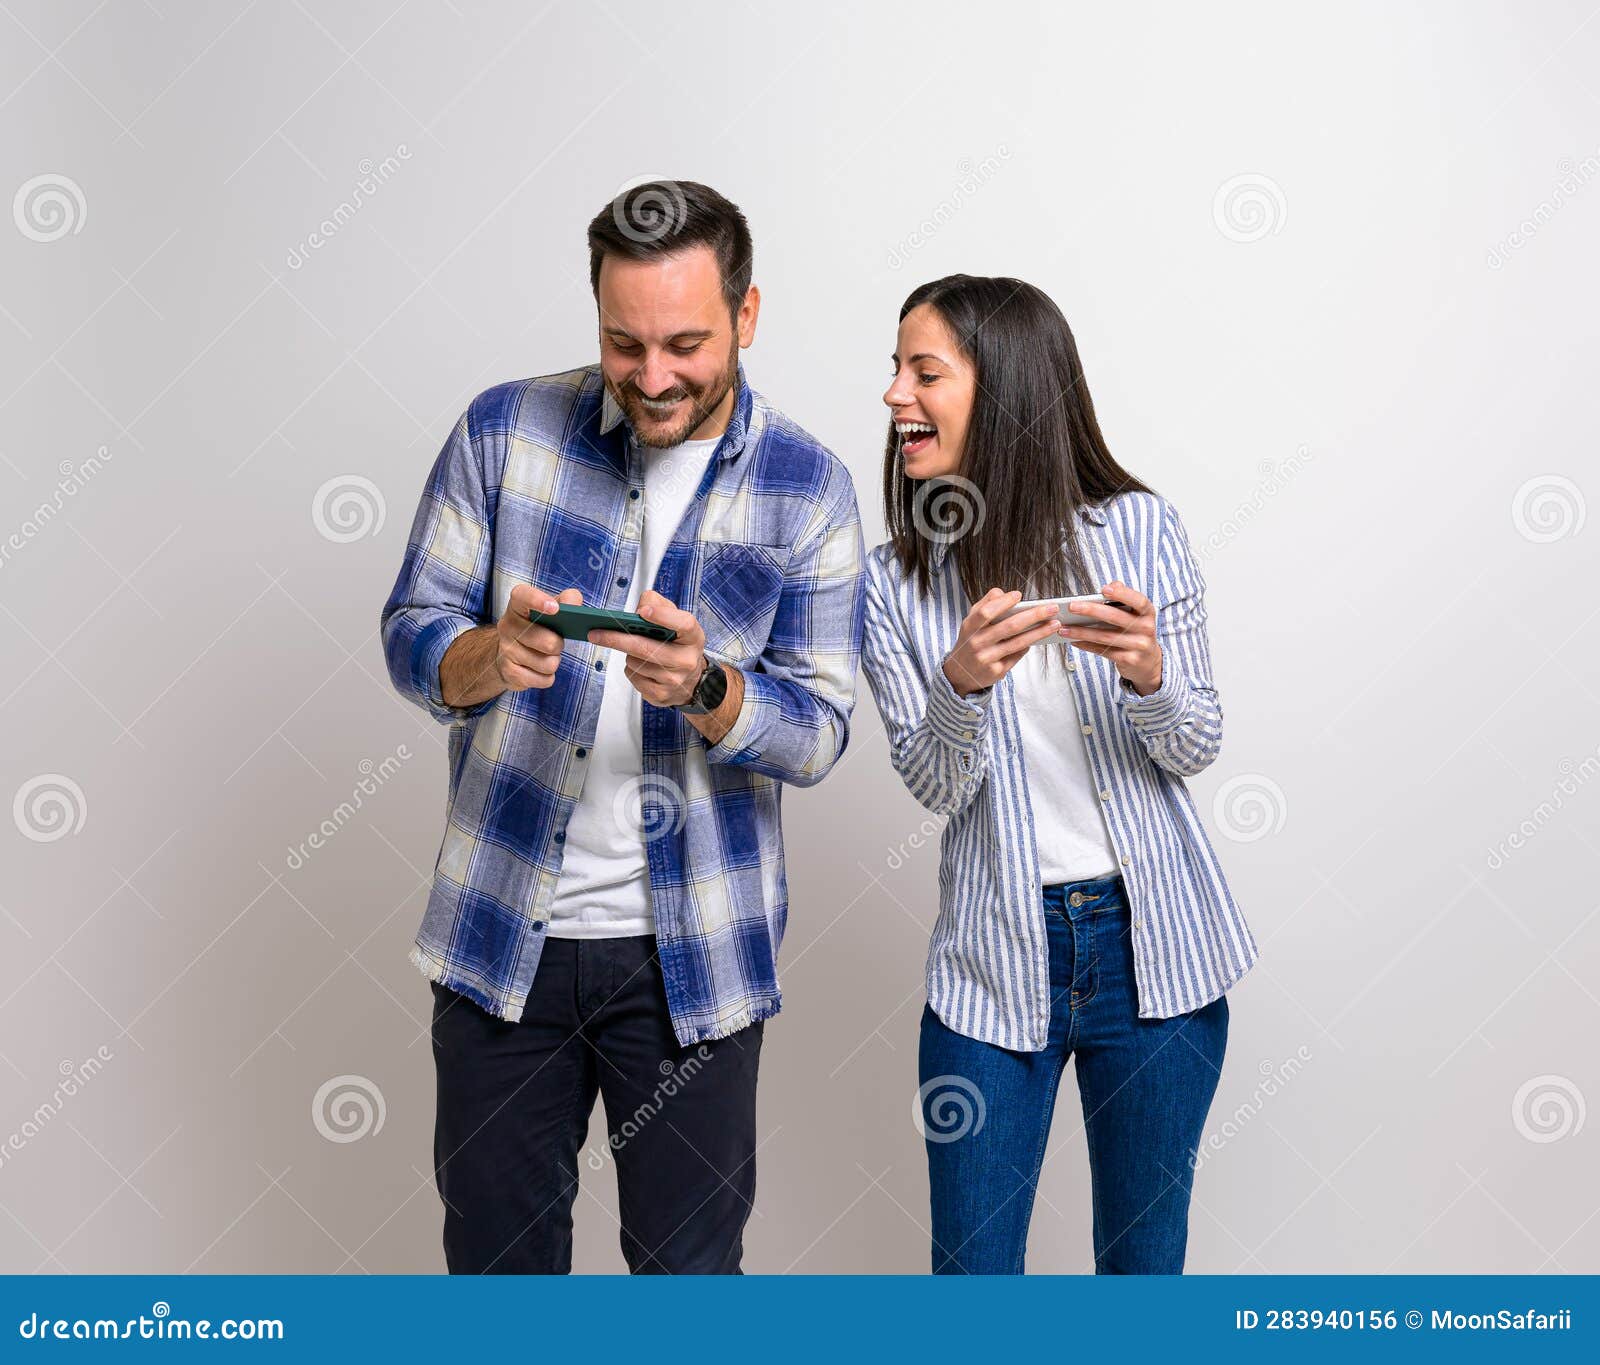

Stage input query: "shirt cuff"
[
  {"left": 701, "top": 660, "right": 766, "bottom": 765},
  {"left": 1117, "top": 660, "right": 1191, "bottom": 735},
  {"left": 925, "top": 658, "right": 993, "bottom": 750},
  {"left": 417, "top": 614, "right": 494, "bottom": 724}
]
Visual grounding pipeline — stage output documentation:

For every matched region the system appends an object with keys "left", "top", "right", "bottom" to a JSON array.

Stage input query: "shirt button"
[
  {"left": 576, "top": 747, "right": 588, "bottom": 758},
  {"left": 554, "top": 832, "right": 566, "bottom": 844},
  {"left": 1065, "top": 661, "right": 1077, "bottom": 672},
  {"left": 962, "top": 730, "right": 973, "bottom": 740},
  {"left": 1080, "top": 724, "right": 1093, "bottom": 736},
  {"left": 595, "top": 659, "right": 605, "bottom": 670},
  {"left": 1099, "top": 789, "right": 1111, "bottom": 801},
  {"left": 617, "top": 576, "right": 628, "bottom": 588},
  {"left": 629, "top": 489, "right": 640, "bottom": 500},
  {"left": 1120, "top": 855, "right": 1130, "bottom": 866}
]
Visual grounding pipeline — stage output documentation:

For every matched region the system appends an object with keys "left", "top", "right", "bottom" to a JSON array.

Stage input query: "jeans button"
[{"left": 1068, "top": 891, "right": 1084, "bottom": 907}]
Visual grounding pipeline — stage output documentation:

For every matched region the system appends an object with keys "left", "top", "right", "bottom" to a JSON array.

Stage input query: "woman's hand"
[
  {"left": 942, "top": 590, "right": 1065, "bottom": 697},
  {"left": 1062, "top": 581, "right": 1163, "bottom": 695}
]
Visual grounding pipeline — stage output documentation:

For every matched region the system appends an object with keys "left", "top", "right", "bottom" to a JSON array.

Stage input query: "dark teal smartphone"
[{"left": 527, "top": 603, "right": 678, "bottom": 644}]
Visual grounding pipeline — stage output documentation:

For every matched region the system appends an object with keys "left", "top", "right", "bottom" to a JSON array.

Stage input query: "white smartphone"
[{"left": 1004, "top": 593, "right": 1111, "bottom": 627}]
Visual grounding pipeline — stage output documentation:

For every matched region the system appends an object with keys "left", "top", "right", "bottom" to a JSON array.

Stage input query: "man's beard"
[{"left": 609, "top": 341, "right": 738, "bottom": 448}]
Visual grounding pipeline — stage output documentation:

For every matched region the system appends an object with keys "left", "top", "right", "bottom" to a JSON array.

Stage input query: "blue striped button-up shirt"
[
  {"left": 861, "top": 491, "right": 1258, "bottom": 1050},
  {"left": 381, "top": 364, "right": 866, "bottom": 1045}
]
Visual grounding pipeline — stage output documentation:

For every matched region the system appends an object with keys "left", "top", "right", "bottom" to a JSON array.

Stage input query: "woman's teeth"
[{"left": 896, "top": 421, "right": 937, "bottom": 453}]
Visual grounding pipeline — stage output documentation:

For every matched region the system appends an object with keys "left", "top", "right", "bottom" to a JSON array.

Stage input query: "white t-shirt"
[
  {"left": 546, "top": 434, "right": 723, "bottom": 938},
  {"left": 1010, "top": 639, "right": 1120, "bottom": 885}
]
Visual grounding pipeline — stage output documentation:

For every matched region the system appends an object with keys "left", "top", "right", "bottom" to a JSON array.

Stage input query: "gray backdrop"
[{"left": 2, "top": 0, "right": 1597, "bottom": 1274}]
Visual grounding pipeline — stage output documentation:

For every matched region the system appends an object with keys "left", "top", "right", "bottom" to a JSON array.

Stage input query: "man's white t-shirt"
[
  {"left": 1010, "top": 639, "right": 1121, "bottom": 885},
  {"left": 546, "top": 434, "right": 722, "bottom": 938}
]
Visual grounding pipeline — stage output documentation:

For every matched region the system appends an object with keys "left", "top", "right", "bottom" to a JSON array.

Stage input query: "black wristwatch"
[{"left": 674, "top": 655, "right": 729, "bottom": 715}]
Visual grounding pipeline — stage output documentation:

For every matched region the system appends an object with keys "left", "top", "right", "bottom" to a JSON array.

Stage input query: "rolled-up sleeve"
[
  {"left": 380, "top": 410, "right": 497, "bottom": 725},
  {"left": 1117, "top": 499, "right": 1223, "bottom": 776},
  {"left": 703, "top": 464, "right": 866, "bottom": 787}
]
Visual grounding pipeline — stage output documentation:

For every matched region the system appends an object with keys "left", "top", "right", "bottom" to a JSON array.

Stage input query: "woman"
[{"left": 861, "top": 274, "right": 1259, "bottom": 1274}]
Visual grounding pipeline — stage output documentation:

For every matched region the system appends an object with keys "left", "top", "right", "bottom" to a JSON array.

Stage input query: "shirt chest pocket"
[{"left": 693, "top": 541, "right": 789, "bottom": 666}]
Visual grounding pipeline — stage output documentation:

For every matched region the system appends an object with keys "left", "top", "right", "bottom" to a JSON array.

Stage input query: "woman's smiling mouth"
[{"left": 895, "top": 420, "right": 937, "bottom": 456}]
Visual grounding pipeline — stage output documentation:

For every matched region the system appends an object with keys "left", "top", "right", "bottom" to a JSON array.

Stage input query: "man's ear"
[{"left": 736, "top": 284, "right": 760, "bottom": 349}]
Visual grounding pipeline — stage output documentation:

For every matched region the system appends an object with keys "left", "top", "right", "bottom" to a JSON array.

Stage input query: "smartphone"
[
  {"left": 527, "top": 604, "right": 678, "bottom": 644},
  {"left": 1004, "top": 594, "right": 1117, "bottom": 627}
]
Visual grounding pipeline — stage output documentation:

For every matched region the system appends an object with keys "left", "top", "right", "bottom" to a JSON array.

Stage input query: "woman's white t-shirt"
[{"left": 1009, "top": 639, "right": 1120, "bottom": 884}]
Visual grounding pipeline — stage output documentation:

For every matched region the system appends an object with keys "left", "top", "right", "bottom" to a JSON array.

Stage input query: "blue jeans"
[{"left": 918, "top": 873, "right": 1228, "bottom": 1274}]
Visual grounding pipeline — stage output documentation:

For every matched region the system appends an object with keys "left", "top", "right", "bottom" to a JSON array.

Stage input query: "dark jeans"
[
  {"left": 429, "top": 934, "right": 763, "bottom": 1274},
  {"left": 918, "top": 873, "right": 1228, "bottom": 1274}
]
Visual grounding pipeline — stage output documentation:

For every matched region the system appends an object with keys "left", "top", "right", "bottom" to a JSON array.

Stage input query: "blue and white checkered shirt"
[{"left": 381, "top": 364, "right": 866, "bottom": 1045}]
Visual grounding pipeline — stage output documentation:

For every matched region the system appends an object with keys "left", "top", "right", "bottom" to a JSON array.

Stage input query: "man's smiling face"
[{"left": 596, "top": 245, "right": 756, "bottom": 448}]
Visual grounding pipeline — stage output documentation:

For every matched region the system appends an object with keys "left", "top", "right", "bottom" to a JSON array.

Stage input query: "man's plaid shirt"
[{"left": 380, "top": 363, "right": 865, "bottom": 1044}]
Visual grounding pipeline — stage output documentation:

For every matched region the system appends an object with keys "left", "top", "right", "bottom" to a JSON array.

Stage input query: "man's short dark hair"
[{"left": 587, "top": 180, "right": 753, "bottom": 320}]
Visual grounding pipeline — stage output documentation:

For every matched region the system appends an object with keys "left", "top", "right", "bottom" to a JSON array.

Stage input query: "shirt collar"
[
  {"left": 599, "top": 361, "right": 754, "bottom": 461},
  {"left": 928, "top": 499, "right": 1108, "bottom": 572}
]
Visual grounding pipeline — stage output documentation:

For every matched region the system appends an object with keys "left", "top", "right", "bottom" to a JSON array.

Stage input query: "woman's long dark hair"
[{"left": 883, "top": 274, "right": 1154, "bottom": 603}]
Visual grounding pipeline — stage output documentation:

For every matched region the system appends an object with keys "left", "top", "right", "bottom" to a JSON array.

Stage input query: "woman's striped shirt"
[{"left": 860, "top": 491, "right": 1258, "bottom": 1051}]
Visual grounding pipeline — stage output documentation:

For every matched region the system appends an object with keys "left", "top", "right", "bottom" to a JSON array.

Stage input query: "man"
[{"left": 380, "top": 180, "right": 866, "bottom": 1274}]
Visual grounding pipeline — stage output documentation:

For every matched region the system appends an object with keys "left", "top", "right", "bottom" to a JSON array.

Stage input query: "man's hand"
[
  {"left": 942, "top": 590, "right": 1064, "bottom": 697},
  {"left": 497, "top": 584, "right": 583, "bottom": 691},
  {"left": 1061, "top": 580, "right": 1162, "bottom": 695},
  {"left": 586, "top": 589, "right": 707, "bottom": 707},
  {"left": 436, "top": 583, "right": 582, "bottom": 710}
]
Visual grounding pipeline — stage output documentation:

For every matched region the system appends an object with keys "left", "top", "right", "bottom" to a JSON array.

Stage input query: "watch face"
[
  {"left": 700, "top": 664, "right": 728, "bottom": 709},
  {"left": 674, "top": 660, "right": 712, "bottom": 713},
  {"left": 685, "top": 659, "right": 726, "bottom": 713}
]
